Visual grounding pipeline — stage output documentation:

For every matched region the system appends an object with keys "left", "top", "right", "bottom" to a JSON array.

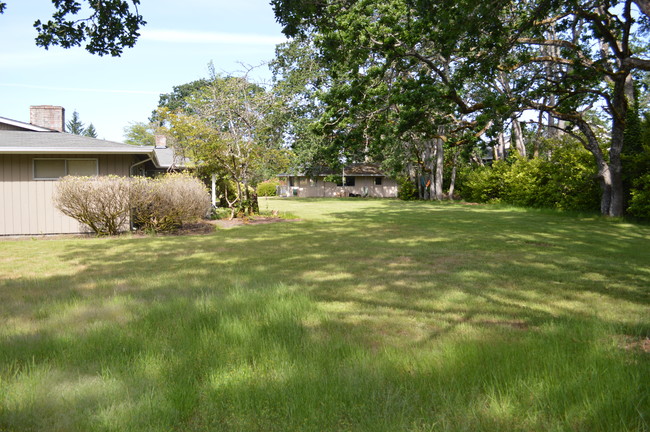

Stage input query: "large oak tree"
[{"left": 271, "top": 0, "right": 650, "bottom": 216}]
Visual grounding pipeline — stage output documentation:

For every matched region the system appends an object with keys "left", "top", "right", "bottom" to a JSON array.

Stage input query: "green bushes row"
[
  {"left": 54, "top": 173, "right": 211, "bottom": 235},
  {"left": 458, "top": 142, "right": 600, "bottom": 212},
  {"left": 256, "top": 179, "right": 280, "bottom": 196}
]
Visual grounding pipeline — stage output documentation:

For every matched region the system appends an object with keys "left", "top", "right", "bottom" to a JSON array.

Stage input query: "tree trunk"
[
  {"left": 448, "top": 148, "right": 459, "bottom": 199},
  {"left": 575, "top": 119, "right": 621, "bottom": 216},
  {"left": 511, "top": 117, "right": 526, "bottom": 157},
  {"left": 434, "top": 137, "right": 444, "bottom": 200},
  {"left": 497, "top": 132, "right": 507, "bottom": 160}
]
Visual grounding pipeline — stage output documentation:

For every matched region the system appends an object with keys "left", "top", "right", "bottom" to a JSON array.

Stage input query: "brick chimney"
[{"left": 30, "top": 105, "right": 65, "bottom": 132}]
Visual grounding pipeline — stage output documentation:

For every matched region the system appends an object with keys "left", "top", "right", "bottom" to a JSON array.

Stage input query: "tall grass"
[{"left": 1, "top": 198, "right": 648, "bottom": 431}]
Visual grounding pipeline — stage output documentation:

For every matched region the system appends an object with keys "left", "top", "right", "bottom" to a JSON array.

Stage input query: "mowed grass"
[{"left": 1, "top": 198, "right": 649, "bottom": 432}]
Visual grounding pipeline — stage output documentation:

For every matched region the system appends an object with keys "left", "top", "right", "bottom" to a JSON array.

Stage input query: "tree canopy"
[
  {"left": 270, "top": 0, "right": 650, "bottom": 216},
  {"left": 160, "top": 71, "right": 291, "bottom": 216},
  {"left": 0, "top": 0, "right": 145, "bottom": 56}
]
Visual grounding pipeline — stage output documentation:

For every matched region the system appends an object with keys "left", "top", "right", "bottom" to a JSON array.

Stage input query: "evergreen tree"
[
  {"left": 84, "top": 123, "right": 98, "bottom": 138},
  {"left": 66, "top": 111, "right": 85, "bottom": 135}
]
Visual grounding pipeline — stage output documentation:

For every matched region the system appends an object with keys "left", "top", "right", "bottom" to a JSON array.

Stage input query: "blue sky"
[{"left": 0, "top": 0, "right": 286, "bottom": 141}]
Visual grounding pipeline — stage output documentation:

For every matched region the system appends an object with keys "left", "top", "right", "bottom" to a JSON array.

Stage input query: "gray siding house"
[
  {"left": 0, "top": 106, "right": 180, "bottom": 236},
  {"left": 278, "top": 164, "right": 398, "bottom": 198}
]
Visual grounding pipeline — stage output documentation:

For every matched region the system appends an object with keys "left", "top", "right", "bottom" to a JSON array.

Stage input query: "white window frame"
[{"left": 33, "top": 158, "right": 99, "bottom": 180}]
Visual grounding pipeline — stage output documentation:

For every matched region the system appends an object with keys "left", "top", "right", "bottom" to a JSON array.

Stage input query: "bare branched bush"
[
  {"left": 132, "top": 173, "right": 211, "bottom": 232},
  {"left": 55, "top": 174, "right": 211, "bottom": 235},
  {"left": 54, "top": 175, "right": 133, "bottom": 236}
]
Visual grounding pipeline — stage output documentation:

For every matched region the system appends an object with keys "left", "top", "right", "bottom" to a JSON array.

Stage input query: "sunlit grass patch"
[{"left": 1, "top": 198, "right": 648, "bottom": 431}]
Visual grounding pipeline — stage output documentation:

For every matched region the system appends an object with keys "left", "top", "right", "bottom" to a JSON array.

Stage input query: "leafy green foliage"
[
  {"left": 270, "top": 0, "right": 650, "bottom": 216},
  {"left": 123, "top": 121, "right": 156, "bottom": 146},
  {"left": 32, "top": 0, "right": 145, "bottom": 56},
  {"left": 397, "top": 177, "right": 419, "bottom": 201},
  {"left": 256, "top": 179, "right": 280, "bottom": 197},
  {"left": 459, "top": 139, "right": 600, "bottom": 211},
  {"left": 162, "top": 72, "right": 290, "bottom": 217},
  {"left": 628, "top": 173, "right": 650, "bottom": 217},
  {"left": 150, "top": 79, "right": 210, "bottom": 125}
]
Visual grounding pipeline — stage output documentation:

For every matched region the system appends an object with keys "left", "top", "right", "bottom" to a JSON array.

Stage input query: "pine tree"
[
  {"left": 84, "top": 123, "right": 98, "bottom": 138},
  {"left": 66, "top": 111, "right": 85, "bottom": 135}
]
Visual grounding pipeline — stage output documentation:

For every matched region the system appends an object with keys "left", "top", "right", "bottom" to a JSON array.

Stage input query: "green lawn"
[{"left": 1, "top": 198, "right": 649, "bottom": 431}]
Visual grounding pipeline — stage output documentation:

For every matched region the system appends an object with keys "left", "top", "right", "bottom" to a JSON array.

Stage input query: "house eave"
[
  {"left": 0, "top": 147, "right": 154, "bottom": 155},
  {"left": 0, "top": 116, "right": 55, "bottom": 132}
]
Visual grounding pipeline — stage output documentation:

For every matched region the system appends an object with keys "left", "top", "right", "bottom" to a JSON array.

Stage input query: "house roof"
[
  {"left": 279, "top": 163, "right": 386, "bottom": 177},
  {"left": 0, "top": 131, "right": 153, "bottom": 154},
  {"left": 0, "top": 116, "right": 54, "bottom": 132},
  {"left": 152, "top": 146, "right": 191, "bottom": 169}
]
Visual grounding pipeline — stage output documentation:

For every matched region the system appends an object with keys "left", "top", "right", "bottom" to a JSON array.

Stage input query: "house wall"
[
  {"left": 0, "top": 154, "right": 137, "bottom": 235},
  {"left": 0, "top": 124, "right": 27, "bottom": 131},
  {"left": 287, "top": 176, "right": 398, "bottom": 198}
]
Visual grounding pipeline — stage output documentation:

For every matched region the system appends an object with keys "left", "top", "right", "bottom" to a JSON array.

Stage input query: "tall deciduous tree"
[{"left": 272, "top": 0, "right": 650, "bottom": 216}]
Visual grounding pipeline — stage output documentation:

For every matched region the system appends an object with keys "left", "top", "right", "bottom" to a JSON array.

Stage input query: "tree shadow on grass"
[{"left": 1, "top": 200, "right": 649, "bottom": 430}]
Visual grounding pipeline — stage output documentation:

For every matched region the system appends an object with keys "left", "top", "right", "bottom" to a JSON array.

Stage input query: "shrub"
[
  {"left": 55, "top": 174, "right": 211, "bottom": 235},
  {"left": 458, "top": 140, "right": 600, "bottom": 212},
  {"left": 397, "top": 177, "right": 419, "bottom": 200},
  {"left": 257, "top": 179, "right": 280, "bottom": 196},
  {"left": 459, "top": 161, "right": 509, "bottom": 203},
  {"left": 54, "top": 175, "right": 134, "bottom": 236},
  {"left": 627, "top": 173, "right": 650, "bottom": 218},
  {"left": 132, "top": 173, "right": 211, "bottom": 232}
]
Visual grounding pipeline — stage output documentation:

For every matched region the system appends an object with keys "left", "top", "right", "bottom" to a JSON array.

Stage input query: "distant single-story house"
[
  {"left": 278, "top": 163, "right": 398, "bottom": 198},
  {"left": 0, "top": 106, "right": 185, "bottom": 236}
]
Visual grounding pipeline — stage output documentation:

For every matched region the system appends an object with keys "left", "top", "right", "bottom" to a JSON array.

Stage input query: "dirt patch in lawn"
[
  {"left": 133, "top": 216, "right": 300, "bottom": 236},
  {"left": 620, "top": 336, "right": 650, "bottom": 354},
  {"left": 210, "top": 216, "right": 301, "bottom": 229}
]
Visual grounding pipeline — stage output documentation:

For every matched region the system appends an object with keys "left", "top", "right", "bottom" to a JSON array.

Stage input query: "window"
[
  {"left": 344, "top": 176, "right": 355, "bottom": 187},
  {"left": 67, "top": 159, "right": 98, "bottom": 176},
  {"left": 374, "top": 177, "right": 382, "bottom": 185},
  {"left": 33, "top": 158, "right": 98, "bottom": 180},
  {"left": 33, "top": 159, "right": 65, "bottom": 179}
]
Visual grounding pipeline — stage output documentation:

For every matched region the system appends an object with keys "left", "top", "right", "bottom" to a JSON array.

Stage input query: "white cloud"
[
  {"left": 0, "top": 83, "right": 160, "bottom": 95},
  {"left": 140, "top": 29, "right": 286, "bottom": 46}
]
